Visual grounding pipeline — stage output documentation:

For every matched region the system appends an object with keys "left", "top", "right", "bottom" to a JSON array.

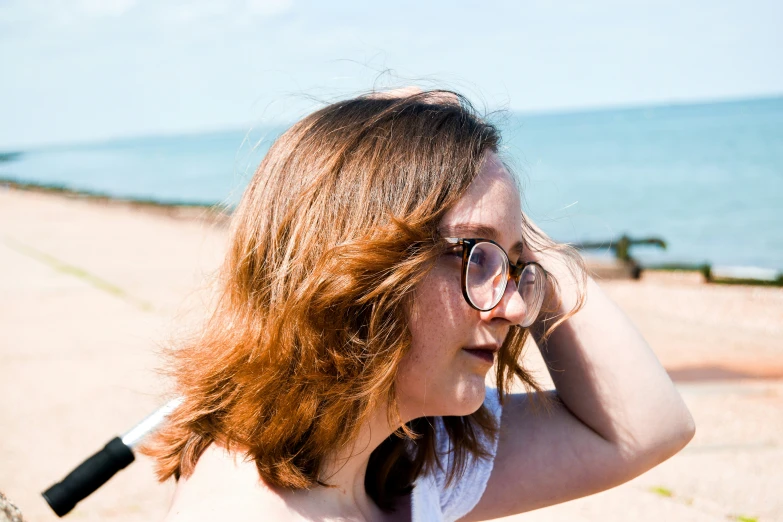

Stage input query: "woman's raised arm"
[{"left": 463, "top": 253, "right": 696, "bottom": 520}]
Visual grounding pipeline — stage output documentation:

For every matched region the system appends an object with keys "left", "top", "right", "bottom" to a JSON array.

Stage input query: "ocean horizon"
[{"left": 2, "top": 95, "right": 781, "bottom": 272}]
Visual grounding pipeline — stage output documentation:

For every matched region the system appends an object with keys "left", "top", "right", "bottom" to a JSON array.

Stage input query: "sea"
[{"left": 1, "top": 96, "right": 781, "bottom": 272}]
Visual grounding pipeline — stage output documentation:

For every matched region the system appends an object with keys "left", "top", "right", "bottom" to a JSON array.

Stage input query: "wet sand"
[{"left": 1, "top": 186, "right": 781, "bottom": 521}]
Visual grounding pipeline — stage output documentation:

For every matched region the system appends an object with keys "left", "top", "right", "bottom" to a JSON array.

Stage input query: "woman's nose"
[{"left": 481, "top": 278, "right": 528, "bottom": 325}]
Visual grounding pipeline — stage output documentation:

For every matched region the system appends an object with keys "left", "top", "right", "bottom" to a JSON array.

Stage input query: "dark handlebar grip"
[{"left": 42, "top": 436, "right": 135, "bottom": 517}]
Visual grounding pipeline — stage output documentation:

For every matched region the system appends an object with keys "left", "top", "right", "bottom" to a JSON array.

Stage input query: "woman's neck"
[{"left": 302, "top": 406, "right": 400, "bottom": 519}]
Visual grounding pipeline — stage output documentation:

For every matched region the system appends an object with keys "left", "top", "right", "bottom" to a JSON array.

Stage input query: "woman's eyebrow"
[{"left": 440, "top": 223, "right": 525, "bottom": 257}]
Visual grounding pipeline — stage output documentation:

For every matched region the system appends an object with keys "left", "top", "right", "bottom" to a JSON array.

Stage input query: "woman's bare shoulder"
[{"left": 162, "top": 444, "right": 299, "bottom": 522}]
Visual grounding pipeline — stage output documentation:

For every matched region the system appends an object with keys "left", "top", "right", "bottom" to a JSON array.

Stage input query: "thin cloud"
[
  {"left": 246, "top": 0, "right": 293, "bottom": 17},
  {"left": 0, "top": 0, "right": 137, "bottom": 24},
  {"left": 0, "top": 0, "right": 291, "bottom": 25}
]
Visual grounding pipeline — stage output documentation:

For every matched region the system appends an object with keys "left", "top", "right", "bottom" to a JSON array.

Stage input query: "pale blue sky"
[{"left": 1, "top": 0, "right": 781, "bottom": 149}]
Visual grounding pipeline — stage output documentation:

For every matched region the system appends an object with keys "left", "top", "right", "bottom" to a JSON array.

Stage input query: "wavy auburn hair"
[{"left": 143, "top": 89, "right": 575, "bottom": 511}]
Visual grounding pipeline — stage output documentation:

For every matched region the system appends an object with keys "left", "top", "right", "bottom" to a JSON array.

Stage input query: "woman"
[{"left": 144, "top": 89, "right": 695, "bottom": 521}]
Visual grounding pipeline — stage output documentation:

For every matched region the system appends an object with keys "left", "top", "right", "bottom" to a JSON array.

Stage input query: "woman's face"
[{"left": 396, "top": 151, "right": 529, "bottom": 420}]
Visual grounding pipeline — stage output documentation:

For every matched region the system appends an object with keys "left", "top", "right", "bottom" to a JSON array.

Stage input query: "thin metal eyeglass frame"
[{"left": 443, "top": 237, "right": 547, "bottom": 316}]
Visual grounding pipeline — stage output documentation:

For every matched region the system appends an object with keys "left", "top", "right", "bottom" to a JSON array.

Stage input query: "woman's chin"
[
  {"left": 468, "top": 384, "right": 490, "bottom": 410},
  {"left": 397, "top": 371, "right": 490, "bottom": 418},
  {"left": 445, "top": 376, "right": 488, "bottom": 416}
]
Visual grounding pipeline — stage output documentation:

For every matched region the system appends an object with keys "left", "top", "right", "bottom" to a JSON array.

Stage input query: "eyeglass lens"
[{"left": 465, "top": 242, "right": 545, "bottom": 326}]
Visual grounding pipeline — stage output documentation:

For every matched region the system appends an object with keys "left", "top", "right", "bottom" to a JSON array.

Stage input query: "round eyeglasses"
[{"left": 443, "top": 237, "right": 547, "bottom": 328}]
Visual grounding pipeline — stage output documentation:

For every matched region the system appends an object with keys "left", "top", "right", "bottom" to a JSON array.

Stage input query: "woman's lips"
[{"left": 462, "top": 347, "right": 496, "bottom": 364}]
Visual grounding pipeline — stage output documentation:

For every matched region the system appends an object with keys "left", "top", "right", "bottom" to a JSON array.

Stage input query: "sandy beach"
[{"left": 1, "top": 186, "right": 781, "bottom": 522}]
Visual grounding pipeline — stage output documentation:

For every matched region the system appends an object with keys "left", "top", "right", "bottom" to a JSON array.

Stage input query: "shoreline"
[
  {"left": 0, "top": 177, "right": 233, "bottom": 226},
  {"left": 3, "top": 178, "right": 780, "bottom": 286}
]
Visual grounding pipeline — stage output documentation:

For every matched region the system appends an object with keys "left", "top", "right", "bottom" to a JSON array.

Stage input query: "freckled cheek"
[
  {"left": 407, "top": 268, "right": 472, "bottom": 360},
  {"left": 414, "top": 267, "right": 466, "bottom": 320}
]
